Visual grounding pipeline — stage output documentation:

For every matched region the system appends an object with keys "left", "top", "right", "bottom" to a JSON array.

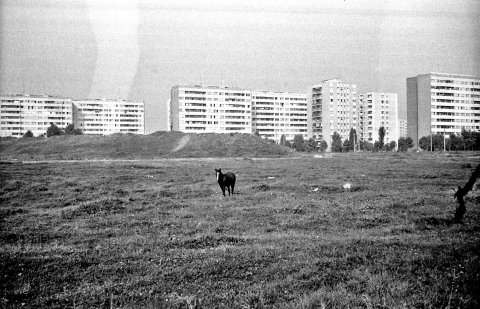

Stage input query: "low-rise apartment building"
[
  {"left": 251, "top": 91, "right": 308, "bottom": 142},
  {"left": 73, "top": 99, "right": 144, "bottom": 135},
  {"left": 170, "top": 84, "right": 252, "bottom": 134},
  {"left": 0, "top": 94, "right": 72, "bottom": 137},
  {"left": 0, "top": 94, "right": 144, "bottom": 137}
]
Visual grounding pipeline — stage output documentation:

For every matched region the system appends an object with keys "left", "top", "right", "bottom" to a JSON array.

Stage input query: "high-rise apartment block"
[
  {"left": 0, "top": 94, "right": 145, "bottom": 137},
  {"left": 407, "top": 73, "right": 480, "bottom": 145},
  {"left": 0, "top": 94, "right": 73, "bottom": 137},
  {"left": 307, "top": 79, "right": 358, "bottom": 144},
  {"left": 358, "top": 92, "right": 399, "bottom": 144},
  {"left": 170, "top": 85, "right": 252, "bottom": 134},
  {"left": 73, "top": 99, "right": 144, "bottom": 135},
  {"left": 251, "top": 91, "right": 308, "bottom": 142}
]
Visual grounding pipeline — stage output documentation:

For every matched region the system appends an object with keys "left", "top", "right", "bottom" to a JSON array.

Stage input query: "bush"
[
  {"left": 318, "top": 140, "right": 328, "bottom": 152},
  {"left": 292, "top": 134, "right": 306, "bottom": 152},
  {"left": 385, "top": 140, "right": 397, "bottom": 151},
  {"left": 23, "top": 130, "right": 34, "bottom": 138},
  {"left": 73, "top": 128, "right": 83, "bottom": 135},
  {"left": 305, "top": 138, "right": 317, "bottom": 152},
  {"left": 65, "top": 124, "right": 75, "bottom": 135},
  {"left": 46, "top": 123, "right": 64, "bottom": 137},
  {"left": 398, "top": 137, "right": 413, "bottom": 151}
]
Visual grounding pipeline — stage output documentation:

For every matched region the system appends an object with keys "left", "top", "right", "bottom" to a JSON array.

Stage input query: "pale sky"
[{"left": 1, "top": 0, "right": 479, "bottom": 132}]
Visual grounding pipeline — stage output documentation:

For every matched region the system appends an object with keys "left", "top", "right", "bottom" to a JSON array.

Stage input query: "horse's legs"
[
  {"left": 226, "top": 186, "right": 231, "bottom": 196},
  {"left": 221, "top": 186, "right": 226, "bottom": 196},
  {"left": 231, "top": 184, "right": 235, "bottom": 195}
]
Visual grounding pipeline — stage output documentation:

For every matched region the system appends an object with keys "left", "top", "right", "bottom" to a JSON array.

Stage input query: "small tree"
[
  {"left": 386, "top": 140, "right": 397, "bottom": 151},
  {"left": 304, "top": 138, "right": 316, "bottom": 152},
  {"left": 461, "top": 129, "right": 475, "bottom": 151},
  {"left": 418, "top": 136, "right": 431, "bottom": 151},
  {"left": 397, "top": 137, "right": 413, "bottom": 152},
  {"left": 448, "top": 134, "right": 464, "bottom": 151},
  {"left": 318, "top": 140, "right": 328, "bottom": 153},
  {"left": 65, "top": 124, "right": 75, "bottom": 134},
  {"left": 348, "top": 128, "right": 357, "bottom": 151},
  {"left": 23, "top": 130, "right": 34, "bottom": 138},
  {"left": 473, "top": 131, "right": 480, "bottom": 150},
  {"left": 378, "top": 126, "right": 386, "bottom": 150},
  {"left": 279, "top": 134, "right": 286, "bottom": 147},
  {"left": 292, "top": 134, "right": 306, "bottom": 152},
  {"left": 342, "top": 139, "right": 352, "bottom": 152},
  {"left": 46, "top": 123, "right": 64, "bottom": 137},
  {"left": 331, "top": 132, "right": 343, "bottom": 152}
]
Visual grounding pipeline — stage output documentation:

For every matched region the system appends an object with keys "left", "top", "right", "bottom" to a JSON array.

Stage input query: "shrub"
[
  {"left": 46, "top": 123, "right": 64, "bottom": 137},
  {"left": 23, "top": 130, "right": 34, "bottom": 138}
]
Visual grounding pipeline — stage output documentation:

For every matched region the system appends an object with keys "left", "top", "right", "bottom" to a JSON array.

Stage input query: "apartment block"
[
  {"left": 407, "top": 73, "right": 480, "bottom": 145},
  {"left": 251, "top": 91, "right": 308, "bottom": 142},
  {"left": 73, "top": 99, "right": 145, "bottom": 135},
  {"left": 358, "top": 92, "right": 399, "bottom": 144},
  {"left": 0, "top": 94, "right": 73, "bottom": 137},
  {"left": 0, "top": 94, "right": 145, "bottom": 137},
  {"left": 170, "top": 85, "right": 252, "bottom": 134},
  {"left": 307, "top": 79, "right": 358, "bottom": 145}
]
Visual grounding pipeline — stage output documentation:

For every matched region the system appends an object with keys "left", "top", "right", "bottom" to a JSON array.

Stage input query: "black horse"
[{"left": 215, "top": 168, "right": 236, "bottom": 196}]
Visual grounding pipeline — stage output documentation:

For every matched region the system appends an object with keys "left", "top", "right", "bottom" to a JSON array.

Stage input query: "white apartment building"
[
  {"left": 307, "top": 79, "right": 358, "bottom": 147},
  {"left": 170, "top": 85, "right": 252, "bottom": 134},
  {"left": 358, "top": 92, "right": 399, "bottom": 144},
  {"left": 0, "top": 94, "right": 73, "bottom": 137},
  {"left": 407, "top": 73, "right": 480, "bottom": 145},
  {"left": 73, "top": 99, "right": 144, "bottom": 135},
  {"left": 251, "top": 91, "right": 308, "bottom": 142}
]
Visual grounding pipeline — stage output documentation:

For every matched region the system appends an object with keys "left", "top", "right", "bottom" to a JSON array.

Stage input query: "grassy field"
[{"left": 1, "top": 152, "right": 480, "bottom": 308}]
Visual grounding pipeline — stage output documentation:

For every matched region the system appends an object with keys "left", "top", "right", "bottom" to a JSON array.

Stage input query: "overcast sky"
[{"left": 1, "top": 0, "right": 479, "bottom": 132}]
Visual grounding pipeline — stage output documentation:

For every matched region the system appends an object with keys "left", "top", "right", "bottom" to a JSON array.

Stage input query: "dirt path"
[{"left": 171, "top": 135, "right": 191, "bottom": 153}]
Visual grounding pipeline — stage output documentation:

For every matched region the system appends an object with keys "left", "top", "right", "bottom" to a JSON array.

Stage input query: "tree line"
[
  {"left": 418, "top": 130, "right": 480, "bottom": 151},
  {"left": 22, "top": 123, "right": 83, "bottom": 138},
  {"left": 274, "top": 126, "right": 413, "bottom": 153},
  {"left": 278, "top": 126, "right": 480, "bottom": 153}
]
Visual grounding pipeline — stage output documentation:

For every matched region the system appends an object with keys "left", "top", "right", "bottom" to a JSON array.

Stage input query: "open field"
[{"left": 1, "top": 152, "right": 480, "bottom": 308}]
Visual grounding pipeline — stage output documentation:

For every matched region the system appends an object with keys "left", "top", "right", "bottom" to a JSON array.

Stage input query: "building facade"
[
  {"left": 0, "top": 94, "right": 145, "bottom": 137},
  {"left": 407, "top": 73, "right": 480, "bottom": 145},
  {"left": 170, "top": 85, "right": 252, "bottom": 134},
  {"left": 307, "top": 79, "right": 358, "bottom": 147},
  {"left": 73, "top": 99, "right": 145, "bottom": 135},
  {"left": 0, "top": 94, "right": 73, "bottom": 137},
  {"left": 399, "top": 119, "right": 408, "bottom": 138},
  {"left": 251, "top": 91, "right": 308, "bottom": 142},
  {"left": 358, "top": 92, "right": 399, "bottom": 145}
]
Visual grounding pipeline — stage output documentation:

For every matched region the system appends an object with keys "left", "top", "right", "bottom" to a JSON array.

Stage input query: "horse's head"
[{"left": 215, "top": 168, "right": 221, "bottom": 181}]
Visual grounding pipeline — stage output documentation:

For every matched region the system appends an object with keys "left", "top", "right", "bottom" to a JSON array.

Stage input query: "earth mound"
[{"left": 0, "top": 132, "right": 293, "bottom": 160}]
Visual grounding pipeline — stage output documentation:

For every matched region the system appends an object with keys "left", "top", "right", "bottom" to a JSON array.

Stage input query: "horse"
[{"left": 215, "top": 168, "right": 236, "bottom": 196}]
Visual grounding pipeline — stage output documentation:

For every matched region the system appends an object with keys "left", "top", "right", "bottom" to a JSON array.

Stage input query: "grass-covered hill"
[{"left": 0, "top": 131, "right": 294, "bottom": 160}]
